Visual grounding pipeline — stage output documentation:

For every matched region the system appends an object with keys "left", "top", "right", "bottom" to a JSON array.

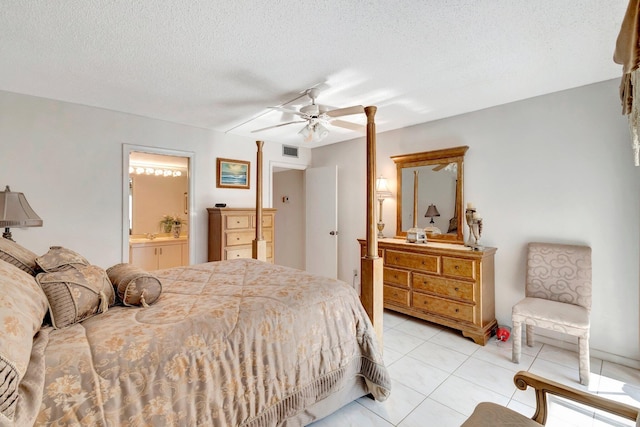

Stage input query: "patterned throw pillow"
[
  {"left": 36, "top": 264, "right": 115, "bottom": 329},
  {"left": 0, "top": 260, "right": 48, "bottom": 421},
  {"left": 0, "top": 238, "right": 38, "bottom": 275},
  {"left": 106, "top": 263, "right": 162, "bottom": 307},
  {"left": 35, "top": 246, "right": 89, "bottom": 273}
]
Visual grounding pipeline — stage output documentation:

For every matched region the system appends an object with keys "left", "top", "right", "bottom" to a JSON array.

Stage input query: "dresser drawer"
[
  {"left": 384, "top": 267, "right": 410, "bottom": 288},
  {"left": 412, "top": 273, "right": 474, "bottom": 302},
  {"left": 442, "top": 257, "right": 475, "bottom": 279},
  {"left": 384, "top": 285, "right": 410, "bottom": 307},
  {"left": 226, "top": 215, "right": 251, "bottom": 229},
  {"left": 253, "top": 215, "right": 273, "bottom": 228},
  {"left": 226, "top": 247, "right": 252, "bottom": 260},
  {"left": 412, "top": 293, "right": 473, "bottom": 323},
  {"left": 385, "top": 250, "right": 439, "bottom": 274},
  {"left": 226, "top": 231, "right": 254, "bottom": 246}
]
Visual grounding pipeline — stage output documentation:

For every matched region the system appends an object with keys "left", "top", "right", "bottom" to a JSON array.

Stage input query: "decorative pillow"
[
  {"left": 106, "top": 263, "right": 162, "bottom": 307},
  {"left": 35, "top": 246, "right": 89, "bottom": 273},
  {"left": 0, "top": 260, "right": 48, "bottom": 421},
  {"left": 35, "top": 265, "right": 115, "bottom": 329},
  {"left": 0, "top": 238, "right": 38, "bottom": 276}
]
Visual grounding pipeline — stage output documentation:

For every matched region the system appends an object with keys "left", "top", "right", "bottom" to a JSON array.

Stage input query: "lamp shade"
[
  {"left": 0, "top": 186, "right": 43, "bottom": 228},
  {"left": 425, "top": 204, "right": 440, "bottom": 218},
  {"left": 376, "top": 176, "right": 393, "bottom": 198}
]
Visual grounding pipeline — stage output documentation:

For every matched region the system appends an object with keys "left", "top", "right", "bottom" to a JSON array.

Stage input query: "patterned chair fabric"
[{"left": 512, "top": 242, "right": 592, "bottom": 385}]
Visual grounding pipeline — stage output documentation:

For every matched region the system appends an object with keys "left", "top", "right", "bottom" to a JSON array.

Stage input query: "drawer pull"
[
  {"left": 394, "top": 275, "right": 398, "bottom": 279},
  {"left": 455, "top": 265, "right": 459, "bottom": 270},
  {"left": 237, "top": 237, "right": 240, "bottom": 240},
  {"left": 455, "top": 287, "right": 459, "bottom": 291},
  {"left": 455, "top": 308, "right": 459, "bottom": 313}
]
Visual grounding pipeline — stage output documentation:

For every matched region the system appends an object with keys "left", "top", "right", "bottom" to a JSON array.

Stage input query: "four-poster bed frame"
[{"left": 252, "top": 106, "right": 383, "bottom": 342}]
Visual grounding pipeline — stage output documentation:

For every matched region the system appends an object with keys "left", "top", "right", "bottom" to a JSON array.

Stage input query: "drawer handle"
[
  {"left": 455, "top": 287, "right": 459, "bottom": 291},
  {"left": 455, "top": 308, "right": 459, "bottom": 313},
  {"left": 393, "top": 275, "right": 398, "bottom": 279},
  {"left": 237, "top": 237, "right": 240, "bottom": 240},
  {"left": 455, "top": 265, "right": 459, "bottom": 270}
]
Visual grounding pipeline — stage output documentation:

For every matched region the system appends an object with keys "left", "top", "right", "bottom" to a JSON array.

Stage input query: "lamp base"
[
  {"left": 377, "top": 221, "right": 385, "bottom": 239},
  {"left": 2, "top": 227, "right": 14, "bottom": 241}
]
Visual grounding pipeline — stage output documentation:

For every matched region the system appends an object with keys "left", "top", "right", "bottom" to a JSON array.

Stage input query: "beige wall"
[{"left": 272, "top": 169, "right": 305, "bottom": 270}]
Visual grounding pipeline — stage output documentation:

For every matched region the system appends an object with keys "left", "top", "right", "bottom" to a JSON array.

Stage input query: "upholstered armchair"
[{"left": 511, "top": 242, "right": 592, "bottom": 385}]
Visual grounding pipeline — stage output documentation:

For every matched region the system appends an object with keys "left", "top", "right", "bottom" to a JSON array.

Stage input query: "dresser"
[
  {"left": 358, "top": 238, "right": 497, "bottom": 345},
  {"left": 207, "top": 207, "right": 276, "bottom": 263},
  {"left": 129, "top": 237, "right": 189, "bottom": 271}
]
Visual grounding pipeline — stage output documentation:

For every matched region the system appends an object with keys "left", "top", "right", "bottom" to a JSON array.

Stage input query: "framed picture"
[{"left": 216, "top": 158, "right": 250, "bottom": 189}]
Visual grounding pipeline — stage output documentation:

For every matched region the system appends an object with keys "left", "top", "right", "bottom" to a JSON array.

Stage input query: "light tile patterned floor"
[{"left": 309, "top": 310, "right": 640, "bottom": 426}]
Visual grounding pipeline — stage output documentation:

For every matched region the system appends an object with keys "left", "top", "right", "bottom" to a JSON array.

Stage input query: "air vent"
[{"left": 282, "top": 145, "right": 299, "bottom": 158}]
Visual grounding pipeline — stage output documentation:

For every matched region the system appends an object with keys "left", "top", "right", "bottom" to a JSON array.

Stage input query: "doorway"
[
  {"left": 121, "top": 145, "right": 195, "bottom": 264},
  {"left": 270, "top": 161, "right": 338, "bottom": 279}
]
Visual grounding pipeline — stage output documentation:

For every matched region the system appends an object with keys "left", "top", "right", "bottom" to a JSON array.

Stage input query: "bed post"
[
  {"left": 360, "top": 106, "right": 384, "bottom": 344},
  {"left": 253, "top": 140, "right": 267, "bottom": 261}
]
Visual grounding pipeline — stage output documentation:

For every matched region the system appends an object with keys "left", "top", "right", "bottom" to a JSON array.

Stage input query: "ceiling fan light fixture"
[
  {"left": 313, "top": 123, "right": 329, "bottom": 142},
  {"left": 298, "top": 124, "right": 313, "bottom": 143}
]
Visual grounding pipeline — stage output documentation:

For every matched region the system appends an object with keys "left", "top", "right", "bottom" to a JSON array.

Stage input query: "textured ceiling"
[{"left": 0, "top": 1, "right": 628, "bottom": 147}]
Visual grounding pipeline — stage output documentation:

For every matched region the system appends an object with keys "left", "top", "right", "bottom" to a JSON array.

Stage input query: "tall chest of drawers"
[
  {"left": 207, "top": 208, "right": 276, "bottom": 263},
  {"left": 358, "top": 238, "right": 497, "bottom": 345}
]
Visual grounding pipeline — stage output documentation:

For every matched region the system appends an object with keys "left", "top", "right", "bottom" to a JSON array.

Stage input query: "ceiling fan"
[{"left": 251, "top": 88, "right": 365, "bottom": 143}]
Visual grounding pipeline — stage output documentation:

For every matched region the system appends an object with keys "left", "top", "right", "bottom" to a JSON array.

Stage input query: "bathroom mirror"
[{"left": 392, "top": 146, "right": 468, "bottom": 244}]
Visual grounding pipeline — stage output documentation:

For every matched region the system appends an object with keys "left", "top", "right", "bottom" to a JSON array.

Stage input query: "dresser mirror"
[{"left": 391, "top": 146, "right": 468, "bottom": 245}]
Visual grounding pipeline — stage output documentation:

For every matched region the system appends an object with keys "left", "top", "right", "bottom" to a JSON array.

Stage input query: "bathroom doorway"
[{"left": 121, "top": 145, "right": 195, "bottom": 266}]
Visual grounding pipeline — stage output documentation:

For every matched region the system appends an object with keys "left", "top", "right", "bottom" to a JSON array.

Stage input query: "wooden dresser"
[
  {"left": 358, "top": 238, "right": 497, "bottom": 345},
  {"left": 207, "top": 207, "right": 276, "bottom": 263}
]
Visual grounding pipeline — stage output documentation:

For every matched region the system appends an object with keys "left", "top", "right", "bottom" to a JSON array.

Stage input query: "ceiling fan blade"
[
  {"left": 268, "top": 106, "right": 306, "bottom": 117},
  {"left": 251, "top": 121, "right": 306, "bottom": 133},
  {"left": 330, "top": 119, "right": 365, "bottom": 132},
  {"left": 326, "top": 105, "right": 365, "bottom": 118}
]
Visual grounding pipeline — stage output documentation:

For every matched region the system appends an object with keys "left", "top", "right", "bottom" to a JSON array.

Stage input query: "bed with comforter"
[{"left": 1, "top": 253, "right": 390, "bottom": 427}]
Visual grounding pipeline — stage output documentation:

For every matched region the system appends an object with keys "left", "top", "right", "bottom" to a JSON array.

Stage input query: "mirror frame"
[{"left": 392, "top": 145, "right": 468, "bottom": 245}]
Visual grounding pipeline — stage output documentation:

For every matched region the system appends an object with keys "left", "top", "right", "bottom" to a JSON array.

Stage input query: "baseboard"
[{"left": 532, "top": 334, "right": 640, "bottom": 370}]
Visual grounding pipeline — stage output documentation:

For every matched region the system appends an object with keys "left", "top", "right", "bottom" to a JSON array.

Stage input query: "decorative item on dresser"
[
  {"left": 358, "top": 238, "right": 497, "bottom": 345},
  {"left": 207, "top": 207, "right": 276, "bottom": 263}
]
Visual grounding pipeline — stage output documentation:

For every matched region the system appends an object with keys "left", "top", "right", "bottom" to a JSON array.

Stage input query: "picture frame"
[{"left": 216, "top": 158, "right": 250, "bottom": 189}]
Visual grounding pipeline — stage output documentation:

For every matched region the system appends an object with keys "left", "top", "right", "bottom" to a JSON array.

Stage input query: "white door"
[{"left": 305, "top": 166, "right": 338, "bottom": 278}]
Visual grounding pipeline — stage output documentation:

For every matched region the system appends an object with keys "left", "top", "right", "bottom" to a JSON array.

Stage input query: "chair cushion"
[
  {"left": 513, "top": 297, "right": 589, "bottom": 331},
  {"left": 462, "top": 402, "right": 541, "bottom": 426}
]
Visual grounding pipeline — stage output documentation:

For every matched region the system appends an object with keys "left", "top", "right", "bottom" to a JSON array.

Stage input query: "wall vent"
[{"left": 282, "top": 145, "right": 299, "bottom": 158}]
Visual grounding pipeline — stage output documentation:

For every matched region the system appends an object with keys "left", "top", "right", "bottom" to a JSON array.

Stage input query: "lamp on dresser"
[
  {"left": 0, "top": 185, "right": 43, "bottom": 241},
  {"left": 375, "top": 176, "right": 393, "bottom": 238}
]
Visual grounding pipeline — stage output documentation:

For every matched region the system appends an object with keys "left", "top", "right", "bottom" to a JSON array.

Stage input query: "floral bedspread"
[{"left": 32, "top": 259, "right": 390, "bottom": 426}]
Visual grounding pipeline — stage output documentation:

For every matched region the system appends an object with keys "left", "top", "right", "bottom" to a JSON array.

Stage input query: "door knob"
[{"left": 329, "top": 231, "right": 339, "bottom": 235}]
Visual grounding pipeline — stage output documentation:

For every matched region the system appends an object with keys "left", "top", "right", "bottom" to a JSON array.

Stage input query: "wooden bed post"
[
  {"left": 253, "top": 140, "right": 267, "bottom": 261},
  {"left": 360, "top": 106, "right": 384, "bottom": 344}
]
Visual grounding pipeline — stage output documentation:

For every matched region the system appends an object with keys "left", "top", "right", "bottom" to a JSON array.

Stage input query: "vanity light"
[{"left": 129, "top": 164, "right": 186, "bottom": 178}]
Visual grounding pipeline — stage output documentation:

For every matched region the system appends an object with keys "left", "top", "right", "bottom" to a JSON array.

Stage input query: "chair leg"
[
  {"left": 512, "top": 320, "right": 522, "bottom": 363},
  {"left": 526, "top": 324, "right": 535, "bottom": 347},
  {"left": 578, "top": 336, "right": 590, "bottom": 386}
]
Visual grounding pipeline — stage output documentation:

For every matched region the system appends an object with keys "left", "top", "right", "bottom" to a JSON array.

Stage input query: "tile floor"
[{"left": 309, "top": 310, "right": 640, "bottom": 427}]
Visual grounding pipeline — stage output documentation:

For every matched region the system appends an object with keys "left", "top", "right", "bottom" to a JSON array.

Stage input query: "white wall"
[
  {"left": 312, "top": 79, "right": 640, "bottom": 365},
  {"left": 272, "top": 169, "right": 305, "bottom": 270},
  {"left": 0, "top": 90, "right": 311, "bottom": 268}
]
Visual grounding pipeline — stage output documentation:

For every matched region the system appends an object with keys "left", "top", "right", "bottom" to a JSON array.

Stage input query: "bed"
[{"left": 1, "top": 106, "right": 389, "bottom": 427}]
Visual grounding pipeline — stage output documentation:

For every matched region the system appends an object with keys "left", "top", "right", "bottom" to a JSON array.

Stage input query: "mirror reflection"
[
  {"left": 401, "top": 162, "right": 458, "bottom": 234},
  {"left": 392, "top": 146, "right": 468, "bottom": 244},
  {"left": 129, "top": 152, "right": 189, "bottom": 236}
]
